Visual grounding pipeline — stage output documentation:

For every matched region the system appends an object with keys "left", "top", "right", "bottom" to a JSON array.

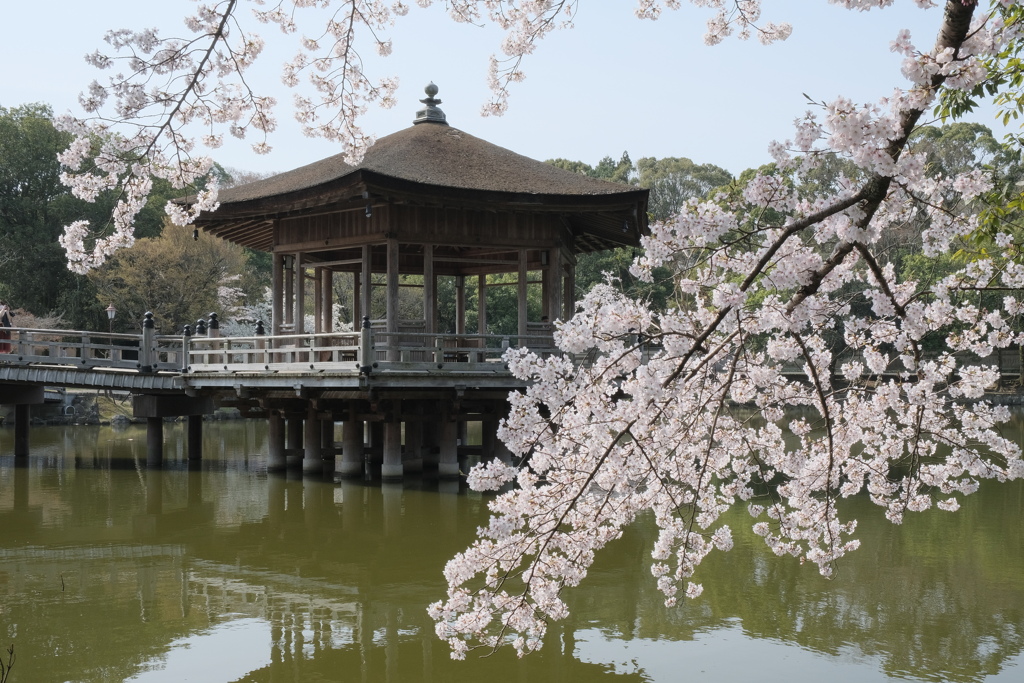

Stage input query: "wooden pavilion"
[
  {"left": 192, "top": 84, "right": 649, "bottom": 478},
  {"left": 196, "top": 84, "right": 648, "bottom": 343}
]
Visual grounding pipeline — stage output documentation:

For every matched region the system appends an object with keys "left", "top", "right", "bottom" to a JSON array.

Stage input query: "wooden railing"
[
  {"left": 0, "top": 326, "right": 182, "bottom": 372},
  {"left": 184, "top": 329, "right": 560, "bottom": 373}
]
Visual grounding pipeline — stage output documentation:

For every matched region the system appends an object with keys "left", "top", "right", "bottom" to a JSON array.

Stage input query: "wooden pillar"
[
  {"left": 563, "top": 260, "right": 576, "bottom": 320},
  {"left": 439, "top": 417, "right": 459, "bottom": 479},
  {"left": 353, "top": 270, "right": 362, "bottom": 324},
  {"left": 547, "top": 247, "right": 562, "bottom": 321},
  {"left": 455, "top": 275, "right": 466, "bottom": 335},
  {"left": 268, "top": 411, "right": 286, "bottom": 471},
  {"left": 313, "top": 266, "right": 323, "bottom": 333},
  {"left": 313, "top": 266, "right": 321, "bottom": 331},
  {"left": 361, "top": 244, "right": 372, "bottom": 322},
  {"left": 294, "top": 253, "right": 305, "bottom": 335},
  {"left": 146, "top": 417, "right": 163, "bottom": 468},
  {"left": 284, "top": 255, "right": 294, "bottom": 328},
  {"left": 322, "top": 268, "right": 333, "bottom": 333},
  {"left": 272, "top": 251, "right": 284, "bottom": 335},
  {"left": 423, "top": 244, "right": 435, "bottom": 334},
  {"left": 13, "top": 404, "right": 30, "bottom": 458},
  {"left": 386, "top": 237, "right": 399, "bottom": 361},
  {"left": 518, "top": 248, "right": 528, "bottom": 340},
  {"left": 187, "top": 414, "right": 202, "bottom": 461},
  {"left": 303, "top": 403, "right": 322, "bottom": 474},
  {"left": 382, "top": 420, "right": 403, "bottom": 480},
  {"left": 287, "top": 416, "right": 303, "bottom": 468},
  {"left": 338, "top": 415, "right": 364, "bottom": 478},
  {"left": 477, "top": 274, "right": 487, "bottom": 335}
]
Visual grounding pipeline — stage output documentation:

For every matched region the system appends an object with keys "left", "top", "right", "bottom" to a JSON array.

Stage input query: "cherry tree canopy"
[{"left": 58, "top": 0, "right": 1024, "bottom": 660}]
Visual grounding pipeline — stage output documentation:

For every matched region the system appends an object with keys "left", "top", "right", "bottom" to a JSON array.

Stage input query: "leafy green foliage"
[
  {"left": 87, "top": 224, "right": 251, "bottom": 335},
  {"left": 0, "top": 103, "right": 178, "bottom": 327}
]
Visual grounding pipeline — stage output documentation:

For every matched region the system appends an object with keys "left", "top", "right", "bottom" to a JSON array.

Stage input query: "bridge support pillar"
[
  {"left": 1, "top": 385, "right": 43, "bottom": 458},
  {"left": 146, "top": 417, "right": 163, "bottom": 468},
  {"left": 382, "top": 420, "right": 403, "bottom": 480},
  {"left": 187, "top": 415, "right": 203, "bottom": 461},
  {"left": 438, "top": 418, "right": 459, "bottom": 480},
  {"left": 14, "top": 404, "right": 30, "bottom": 458},
  {"left": 286, "top": 417, "right": 303, "bottom": 469},
  {"left": 267, "top": 411, "right": 286, "bottom": 471},
  {"left": 303, "top": 404, "right": 323, "bottom": 474},
  {"left": 403, "top": 415, "right": 423, "bottom": 474},
  {"left": 338, "top": 417, "right": 364, "bottom": 478}
]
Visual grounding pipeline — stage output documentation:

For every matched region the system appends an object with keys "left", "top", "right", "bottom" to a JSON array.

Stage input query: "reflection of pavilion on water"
[{"left": 183, "top": 84, "right": 649, "bottom": 480}]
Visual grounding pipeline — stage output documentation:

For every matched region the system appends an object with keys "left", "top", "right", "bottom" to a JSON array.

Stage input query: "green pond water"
[{"left": 0, "top": 415, "right": 1022, "bottom": 682}]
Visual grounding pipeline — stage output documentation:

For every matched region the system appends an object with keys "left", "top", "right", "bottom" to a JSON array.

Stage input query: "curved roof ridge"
[{"left": 216, "top": 123, "right": 641, "bottom": 205}]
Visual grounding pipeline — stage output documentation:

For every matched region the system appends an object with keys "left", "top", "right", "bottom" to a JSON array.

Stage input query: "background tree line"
[{"left": 1, "top": 102, "right": 1020, "bottom": 338}]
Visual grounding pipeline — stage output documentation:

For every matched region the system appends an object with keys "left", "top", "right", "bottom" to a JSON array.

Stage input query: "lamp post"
[{"left": 105, "top": 304, "right": 116, "bottom": 335}]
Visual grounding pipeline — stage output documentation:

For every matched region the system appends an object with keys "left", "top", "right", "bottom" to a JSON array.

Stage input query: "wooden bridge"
[{"left": 0, "top": 317, "right": 561, "bottom": 480}]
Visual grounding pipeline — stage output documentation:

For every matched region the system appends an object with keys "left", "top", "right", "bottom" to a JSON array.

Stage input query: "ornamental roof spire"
[{"left": 413, "top": 82, "right": 447, "bottom": 125}]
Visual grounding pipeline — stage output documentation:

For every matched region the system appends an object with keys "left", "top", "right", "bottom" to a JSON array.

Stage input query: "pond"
[{"left": 0, "top": 415, "right": 1022, "bottom": 682}]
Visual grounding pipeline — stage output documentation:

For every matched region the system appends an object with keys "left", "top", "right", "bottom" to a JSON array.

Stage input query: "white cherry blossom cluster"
[{"left": 430, "top": 0, "right": 1024, "bottom": 659}]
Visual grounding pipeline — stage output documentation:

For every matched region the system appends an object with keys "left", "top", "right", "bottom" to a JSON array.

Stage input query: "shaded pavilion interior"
[{"left": 195, "top": 85, "right": 649, "bottom": 343}]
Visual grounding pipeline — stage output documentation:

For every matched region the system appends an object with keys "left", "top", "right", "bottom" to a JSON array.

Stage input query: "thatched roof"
[
  {"left": 193, "top": 101, "right": 648, "bottom": 253},
  {"left": 216, "top": 123, "right": 645, "bottom": 204}
]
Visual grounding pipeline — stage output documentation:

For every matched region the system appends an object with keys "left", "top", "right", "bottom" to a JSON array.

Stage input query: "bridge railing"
[
  {"left": 183, "top": 328, "right": 562, "bottom": 373},
  {"left": 185, "top": 332, "right": 362, "bottom": 373},
  {"left": 0, "top": 326, "right": 182, "bottom": 372}
]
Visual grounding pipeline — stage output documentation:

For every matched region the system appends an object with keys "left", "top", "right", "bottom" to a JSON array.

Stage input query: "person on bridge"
[{"left": 0, "top": 303, "right": 12, "bottom": 353}]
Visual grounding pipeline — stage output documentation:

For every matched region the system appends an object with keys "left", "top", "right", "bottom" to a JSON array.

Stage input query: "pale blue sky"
[{"left": 0, "top": 1, "right": 1011, "bottom": 177}]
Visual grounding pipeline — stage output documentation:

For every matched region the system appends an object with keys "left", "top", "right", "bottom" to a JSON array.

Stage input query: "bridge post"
[
  {"left": 382, "top": 420, "right": 403, "bottom": 480},
  {"left": 438, "top": 416, "right": 459, "bottom": 479},
  {"left": 359, "top": 316, "right": 373, "bottom": 375},
  {"left": 338, "top": 415, "right": 364, "bottom": 478},
  {"left": 146, "top": 417, "right": 163, "bottom": 467},
  {"left": 267, "top": 410, "right": 286, "bottom": 471},
  {"left": 181, "top": 325, "right": 193, "bottom": 372},
  {"left": 302, "top": 402, "right": 323, "bottom": 474},
  {"left": 208, "top": 313, "right": 221, "bottom": 366},
  {"left": 139, "top": 312, "right": 156, "bottom": 372}
]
